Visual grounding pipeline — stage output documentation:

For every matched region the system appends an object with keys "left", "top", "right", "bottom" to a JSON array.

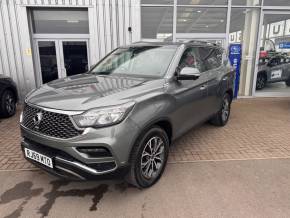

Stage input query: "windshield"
[{"left": 90, "top": 46, "right": 177, "bottom": 78}]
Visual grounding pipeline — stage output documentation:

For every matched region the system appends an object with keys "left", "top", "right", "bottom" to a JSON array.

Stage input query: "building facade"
[{"left": 0, "top": 0, "right": 290, "bottom": 101}]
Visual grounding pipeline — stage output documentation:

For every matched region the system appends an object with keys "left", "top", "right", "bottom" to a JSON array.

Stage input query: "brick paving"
[
  {"left": 0, "top": 98, "right": 289, "bottom": 170},
  {"left": 169, "top": 98, "right": 290, "bottom": 162}
]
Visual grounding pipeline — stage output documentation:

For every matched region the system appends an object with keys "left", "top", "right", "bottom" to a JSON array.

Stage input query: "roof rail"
[{"left": 186, "top": 40, "right": 217, "bottom": 46}]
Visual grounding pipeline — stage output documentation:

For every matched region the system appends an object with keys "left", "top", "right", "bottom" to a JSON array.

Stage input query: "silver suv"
[{"left": 20, "top": 41, "right": 234, "bottom": 188}]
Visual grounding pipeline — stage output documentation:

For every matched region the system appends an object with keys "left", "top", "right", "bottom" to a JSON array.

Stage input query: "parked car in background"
[
  {"left": 0, "top": 75, "right": 18, "bottom": 118},
  {"left": 256, "top": 55, "right": 290, "bottom": 90},
  {"left": 20, "top": 41, "right": 234, "bottom": 188}
]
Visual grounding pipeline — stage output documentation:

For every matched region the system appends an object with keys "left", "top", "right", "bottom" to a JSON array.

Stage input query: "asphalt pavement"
[{"left": 1, "top": 158, "right": 290, "bottom": 218}]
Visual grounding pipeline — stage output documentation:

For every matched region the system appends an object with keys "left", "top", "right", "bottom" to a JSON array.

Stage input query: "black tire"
[
  {"left": 126, "top": 126, "right": 169, "bottom": 189},
  {"left": 0, "top": 89, "right": 17, "bottom": 118},
  {"left": 285, "top": 79, "right": 290, "bottom": 87},
  {"left": 210, "top": 93, "right": 231, "bottom": 127},
  {"left": 256, "top": 73, "right": 267, "bottom": 90}
]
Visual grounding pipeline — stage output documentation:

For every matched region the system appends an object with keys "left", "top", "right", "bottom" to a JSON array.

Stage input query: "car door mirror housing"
[{"left": 177, "top": 67, "right": 201, "bottom": 80}]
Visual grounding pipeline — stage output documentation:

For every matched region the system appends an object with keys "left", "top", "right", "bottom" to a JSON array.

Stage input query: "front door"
[
  {"left": 170, "top": 47, "right": 209, "bottom": 137},
  {"left": 35, "top": 39, "right": 89, "bottom": 85}
]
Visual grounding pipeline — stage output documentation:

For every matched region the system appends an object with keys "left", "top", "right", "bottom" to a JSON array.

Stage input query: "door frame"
[
  {"left": 33, "top": 35, "right": 90, "bottom": 87},
  {"left": 252, "top": 10, "right": 290, "bottom": 97}
]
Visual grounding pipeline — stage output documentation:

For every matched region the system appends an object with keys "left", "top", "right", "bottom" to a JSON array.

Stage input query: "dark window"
[
  {"left": 269, "top": 57, "right": 280, "bottom": 67},
  {"left": 177, "top": 47, "right": 202, "bottom": 72},
  {"left": 199, "top": 47, "right": 222, "bottom": 71}
]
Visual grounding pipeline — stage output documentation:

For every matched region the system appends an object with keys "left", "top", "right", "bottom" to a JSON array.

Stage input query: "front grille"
[{"left": 22, "top": 104, "right": 83, "bottom": 139}]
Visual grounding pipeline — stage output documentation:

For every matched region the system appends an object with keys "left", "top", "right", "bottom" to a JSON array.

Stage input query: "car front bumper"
[{"left": 20, "top": 117, "right": 140, "bottom": 180}]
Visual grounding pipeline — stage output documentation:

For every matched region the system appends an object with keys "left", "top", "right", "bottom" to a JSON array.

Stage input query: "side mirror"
[{"left": 177, "top": 67, "right": 201, "bottom": 80}]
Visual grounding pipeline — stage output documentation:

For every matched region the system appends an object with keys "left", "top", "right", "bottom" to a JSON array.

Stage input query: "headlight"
[
  {"left": 20, "top": 111, "right": 23, "bottom": 123},
  {"left": 72, "top": 102, "right": 135, "bottom": 128}
]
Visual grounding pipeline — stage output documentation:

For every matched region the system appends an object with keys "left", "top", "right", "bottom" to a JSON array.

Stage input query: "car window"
[
  {"left": 270, "top": 57, "right": 280, "bottom": 66},
  {"left": 177, "top": 47, "right": 202, "bottom": 73},
  {"left": 199, "top": 47, "right": 222, "bottom": 71}
]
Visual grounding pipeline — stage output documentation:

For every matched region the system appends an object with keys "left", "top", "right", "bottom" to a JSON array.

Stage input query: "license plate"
[
  {"left": 271, "top": 69, "right": 282, "bottom": 79},
  {"left": 24, "top": 148, "right": 53, "bottom": 168}
]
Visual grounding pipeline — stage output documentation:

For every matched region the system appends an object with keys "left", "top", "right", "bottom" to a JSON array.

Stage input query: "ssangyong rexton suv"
[{"left": 20, "top": 41, "right": 234, "bottom": 188}]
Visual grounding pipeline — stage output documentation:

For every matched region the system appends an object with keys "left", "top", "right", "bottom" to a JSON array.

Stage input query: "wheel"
[
  {"left": 0, "top": 89, "right": 16, "bottom": 118},
  {"left": 256, "top": 73, "right": 267, "bottom": 90},
  {"left": 285, "top": 78, "right": 290, "bottom": 87},
  {"left": 210, "top": 93, "right": 231, "bottom": 127},
  {"left": 126, "top": 126, "right": 169, "bottom": 188}
]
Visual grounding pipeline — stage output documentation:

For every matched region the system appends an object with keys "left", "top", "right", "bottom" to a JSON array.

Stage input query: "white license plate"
[
  {"left": 271, "top": 69, "right": 282, "bottom": 79},
  {"left": 24, "top": 148, "right": 53, "bottom": 168}
]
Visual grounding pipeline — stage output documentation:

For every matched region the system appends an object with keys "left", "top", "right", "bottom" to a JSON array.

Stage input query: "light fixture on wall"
[{"left": 197, "top": 10, "right": 202, "bottom": 13}]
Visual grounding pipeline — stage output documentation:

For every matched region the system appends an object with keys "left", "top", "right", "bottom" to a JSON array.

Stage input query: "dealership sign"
[
  {"left": 230, "top": 19, "right": 290, "bottom": 43},
  {"left": 229, "top": 44, "right": 242, "bottom": 98},
  {"left": 279, "top": 42, "right": 290, "bottom": 49}
]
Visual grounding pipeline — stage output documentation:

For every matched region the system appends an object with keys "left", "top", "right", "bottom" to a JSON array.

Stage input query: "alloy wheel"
[
  {"left": 5, "top": 93, "right": 15, "bottom": 115},
  {"left": 140, "top": 136, "right": 165, "bottom": 180},
  {"left": 256, "top": 76, "right": 265, "bottom": 89},
  {"left": 221, "top": 97, "right": 230, "bottom": 122}
]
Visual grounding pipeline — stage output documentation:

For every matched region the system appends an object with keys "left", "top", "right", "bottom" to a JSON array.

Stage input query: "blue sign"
[
  {"left": 229, "top": 44, "right": 242, "bottom": 98},
  {"left": 279, "top": 42, "right": 290, "bottom": 49}
]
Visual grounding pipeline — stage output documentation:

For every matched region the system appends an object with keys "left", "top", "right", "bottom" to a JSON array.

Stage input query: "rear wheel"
[
  {"left": 210, "top": 93, "right": 231, "bottom": 127},
  {"left": 285, "top": 78, "right": 290, "bottom": 87},
  {"left": 126, "top": 126, "right": 169, "bottom": 188},
  {"left": 0, "top": 89, "right": 16, "bottom": 118},
  {"left": 256, "top": 73, "right": 267, "bottom": 90}
]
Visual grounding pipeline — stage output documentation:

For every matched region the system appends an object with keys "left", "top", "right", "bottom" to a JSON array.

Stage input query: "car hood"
[{"left": 26, "top": 74, "right": 165, "bottom": 111}]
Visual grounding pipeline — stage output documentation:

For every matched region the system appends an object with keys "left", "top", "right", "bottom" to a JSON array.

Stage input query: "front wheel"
[
  {"left": 0, "top": 89, "right": 16, "bottom": 118},
  {"left": 210, "top": 93, "right": 232, "bottom": 127},
  {"left": 126, "top": 126, "right": 169, "bottom": 188},
  {"left": 256, "top": 73, "right": 267, "bottom": 90},
  {"left": 285, "top": 78, "right": 290, "bottom": 87}
]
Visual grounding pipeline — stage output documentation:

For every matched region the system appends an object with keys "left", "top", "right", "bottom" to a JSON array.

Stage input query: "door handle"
[{"left": 200, "top": 85, "right": 207, "bottom": 90}]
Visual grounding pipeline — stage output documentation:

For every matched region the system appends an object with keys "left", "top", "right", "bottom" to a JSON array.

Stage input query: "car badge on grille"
[{"left": 33, "top": 112, "right": 43, "bottom": 129}]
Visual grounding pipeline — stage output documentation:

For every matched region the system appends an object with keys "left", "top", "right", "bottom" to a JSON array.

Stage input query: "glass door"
[
  {"left": 60, "top": 40, "right": 89, "bottom": 77},
  {"left": 254, "top": 11, "right": 290, "bottom": 97},
  {"left": 37, "top": 40, "right": 61, "bottom": 84},
  {"left": 35, "top": 39, "right": 89, "bottom": 85}
]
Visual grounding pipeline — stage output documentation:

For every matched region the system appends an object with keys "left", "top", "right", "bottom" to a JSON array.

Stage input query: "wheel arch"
[
  {"left": 257, "top": 70, "right": 268, "bottom": 81},
  {"left": 128, "top": 117, "right": 173, "bottom": 164},
  {"left": 225, "top": 88, "right": 233, "bottom": 101}
]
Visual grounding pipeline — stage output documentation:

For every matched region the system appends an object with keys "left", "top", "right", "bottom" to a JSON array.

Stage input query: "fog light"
[{"left": 76, "top": 147, "right": 112, "bottom": 158}]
